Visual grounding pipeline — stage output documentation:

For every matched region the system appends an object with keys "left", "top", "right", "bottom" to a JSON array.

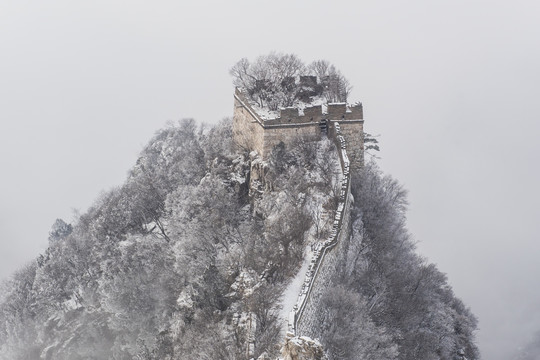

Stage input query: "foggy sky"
[{"left": 1, "top": 1, "right": 539, "bottom": 359}]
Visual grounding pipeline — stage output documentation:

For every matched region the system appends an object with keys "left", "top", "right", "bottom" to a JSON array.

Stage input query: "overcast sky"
[{"left": 1, "top": 1, "right": 539, "bottom": 359}]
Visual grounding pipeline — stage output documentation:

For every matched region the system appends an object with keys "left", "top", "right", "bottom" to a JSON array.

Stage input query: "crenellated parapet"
[{"left": 264, "top": 102, "right": 363, "bottom": 125}]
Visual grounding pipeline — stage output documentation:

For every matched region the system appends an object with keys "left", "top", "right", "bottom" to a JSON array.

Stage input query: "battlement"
[{"left": 234, "top": 88, "right": 363, "bottom": 126}]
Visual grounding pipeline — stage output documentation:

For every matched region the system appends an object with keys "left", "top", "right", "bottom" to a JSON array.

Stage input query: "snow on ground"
[
  {"left": 278, "top": 245, "right": 314, "bottom": 337},
  {"left": 275, "top": 136, "right": 343, "bottom": 337},
  {"left": 249, "top": 93, "right": 331, "bottom": 120}
]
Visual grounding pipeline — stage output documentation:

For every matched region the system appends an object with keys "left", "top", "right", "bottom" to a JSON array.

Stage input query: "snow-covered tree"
[{"left": 230, "top": 53, "right": 352, "bottom": 109}]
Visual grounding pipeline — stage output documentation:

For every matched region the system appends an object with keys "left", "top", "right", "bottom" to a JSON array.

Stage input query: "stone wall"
[
  {"left": 329, "top": 121, "right": 364, "bottom": 171},
  {"left": 232, "top": 94, "right": 265, "bottom": 155},
  {"left": 295, "top": 192, "right": 352, "bottom": 339},
  {"left": 287, "top": 123, "right": 354, "bottom": 340},
  {"left": 233, "top": 87, "right": 364, "bottom": 344},
  {"left": 262, "top": 125, "right": 320, "bottom": 156},
  {"left": 263, "top": 103, "right": 363, "bottom": 126}
]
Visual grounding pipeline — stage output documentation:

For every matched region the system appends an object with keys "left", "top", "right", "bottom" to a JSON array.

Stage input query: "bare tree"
[
  {"left": 308, "top": 59, "right": 332, "bottom": 80},
  {"left": 308, "top": 60, "right": 352, "bottom": 102},
  {"left": 230, "top": 57, "right": 256, "bottom": 92},
  {"left": 231, "top": 53, "right": 355, "bottom": 109}
]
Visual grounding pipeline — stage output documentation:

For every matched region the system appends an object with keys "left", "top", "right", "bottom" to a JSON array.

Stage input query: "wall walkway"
[{"left": 287, "top": 122, "right": 353, "bottom": 338}]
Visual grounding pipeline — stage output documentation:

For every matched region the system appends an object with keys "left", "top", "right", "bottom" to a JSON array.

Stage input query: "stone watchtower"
[{"left": 232, "top": 87, "right": 365, "bottom": 169}]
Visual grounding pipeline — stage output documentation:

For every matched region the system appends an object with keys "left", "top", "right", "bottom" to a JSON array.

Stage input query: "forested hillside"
[{"left": 0, "top": 118, "right": 478, "bottom": 360}]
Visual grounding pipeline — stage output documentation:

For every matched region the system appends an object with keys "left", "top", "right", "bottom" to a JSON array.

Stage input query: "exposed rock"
[
  {"left": 257, "top": 351, "right": 271, "bottom": 360},
  {"left": 249, "top": 152, "right": 272, "bottom": 196},
  {"left": 281, "top": 334, "right": 327, "bottom": 360}
]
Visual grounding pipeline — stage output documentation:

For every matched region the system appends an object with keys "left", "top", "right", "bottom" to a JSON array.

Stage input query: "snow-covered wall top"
[
  {"left": 234, "top": 88, "right": 363, "bottom": 126},
  {"left": 287, "top": 122, "right": 352, "bottom": 337}
]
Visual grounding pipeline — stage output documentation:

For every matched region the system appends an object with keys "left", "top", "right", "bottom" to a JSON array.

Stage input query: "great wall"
[
  {"left": 287, "top": 122, "right": 353, "bottom": 338},
  {"left": 232, "top": 85, "right": 364, "bottom": 359}
]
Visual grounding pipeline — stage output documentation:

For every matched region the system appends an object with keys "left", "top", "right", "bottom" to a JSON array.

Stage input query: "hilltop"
[{"left": 0, "top": 54, "right": 479, "bottom": 360}]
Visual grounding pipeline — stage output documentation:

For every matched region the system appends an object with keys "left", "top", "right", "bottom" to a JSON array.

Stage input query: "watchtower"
[{"left": 232, "top": 87, "right": 365, "bottom": 170}]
